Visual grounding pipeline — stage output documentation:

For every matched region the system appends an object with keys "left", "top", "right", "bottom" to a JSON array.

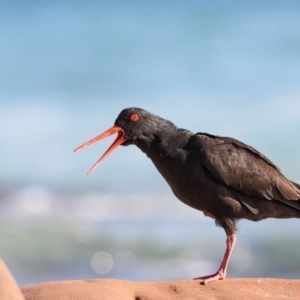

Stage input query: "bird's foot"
[
  {"left": 193, "top": 269, "right": 225, "bottom": 284},
  {"left": 193, "top": 234, "right": 235, "bottom": 284}
]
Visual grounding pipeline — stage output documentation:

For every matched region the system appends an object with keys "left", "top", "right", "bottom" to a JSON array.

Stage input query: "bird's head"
[{"left": 74, "top": 107, "right": 173, "bottom": 174}]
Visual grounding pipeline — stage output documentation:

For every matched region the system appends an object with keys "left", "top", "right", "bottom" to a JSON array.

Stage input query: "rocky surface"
[
  {"left": 0, "top": 259, "right": 24, "bottom": 300},
  {"left": 1, "top": 259, "right": 300, "bottom": 300},
  {"left": 21, "top": 278, "right": 300, "bottom": 300}
]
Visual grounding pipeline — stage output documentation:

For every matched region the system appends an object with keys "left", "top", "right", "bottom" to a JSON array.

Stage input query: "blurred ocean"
[{"left": 0, "top": 0, "right": 300, "bottom": 287}]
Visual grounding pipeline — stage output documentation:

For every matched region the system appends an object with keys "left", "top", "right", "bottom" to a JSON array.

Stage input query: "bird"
[{"left": 74, "top": 107, "right": 300, "bottom": 284}]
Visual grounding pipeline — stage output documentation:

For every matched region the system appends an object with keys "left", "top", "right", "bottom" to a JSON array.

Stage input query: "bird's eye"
[{"left": 130, "top": 113, "right": 140, "bottom": 122}]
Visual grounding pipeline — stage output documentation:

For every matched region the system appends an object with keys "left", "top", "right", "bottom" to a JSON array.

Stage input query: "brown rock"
[
  {"left": 1, "top": 259, "right": 298, "bottom": 300},
  {"left": 0, "top": 259, "right": 25, "bottom": 300},
  {"left": 21, "top": 278, "right": 300, "bottom": 300}
]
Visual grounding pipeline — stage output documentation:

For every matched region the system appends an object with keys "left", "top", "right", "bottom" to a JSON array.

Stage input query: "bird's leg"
[{"left": 194, "top": 234, "right": 236, "bottom": 284}]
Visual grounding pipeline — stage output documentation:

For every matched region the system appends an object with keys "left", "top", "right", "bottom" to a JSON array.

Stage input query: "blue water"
[{"left": 0, "top": 0, "right": 300, "bottom": 286}]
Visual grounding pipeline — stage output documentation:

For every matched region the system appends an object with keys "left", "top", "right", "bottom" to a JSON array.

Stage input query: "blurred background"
[{"left": 1, "top": 0, "right": 300, "bottom": 287}]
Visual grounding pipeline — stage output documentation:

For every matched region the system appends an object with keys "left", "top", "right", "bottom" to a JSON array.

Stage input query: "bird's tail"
[
  {"left": 291, "top": 180, "right": 300, "bottom": 199},
  {"left": 279, "top": 180, "right": 300, "bottom": 212},
  {"left": 291, "top": 180, "right": 300, "bottom": 190}
]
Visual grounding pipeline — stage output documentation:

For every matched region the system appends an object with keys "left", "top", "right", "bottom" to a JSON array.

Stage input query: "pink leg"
[{"left": 194, "top": 234, "right": 236, "bottom": 284}]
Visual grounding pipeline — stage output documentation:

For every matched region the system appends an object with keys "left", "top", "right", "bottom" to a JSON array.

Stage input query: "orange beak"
[{"left": 74, "top": 126, "right": 126, "bottom": 175}]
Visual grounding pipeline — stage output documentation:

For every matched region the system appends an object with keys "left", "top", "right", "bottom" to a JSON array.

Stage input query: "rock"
[
  {"left": 21, "top": 278, "right": 300, "bottom": 300},
  {"left": 0, "top": 259, "right": 298, "bottom": 300},
  {"left": 0, "top": 259, "right": 25, "bottom": 300}
]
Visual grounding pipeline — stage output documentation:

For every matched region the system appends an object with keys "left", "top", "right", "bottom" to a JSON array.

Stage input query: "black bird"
[{"left": 74, "top": 107, "right": 300, "bottom": 284}]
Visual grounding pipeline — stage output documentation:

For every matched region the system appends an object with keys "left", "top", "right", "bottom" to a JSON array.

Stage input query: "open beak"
[{"left": 74, "top": 126, "right": 126, "bottom": 175}]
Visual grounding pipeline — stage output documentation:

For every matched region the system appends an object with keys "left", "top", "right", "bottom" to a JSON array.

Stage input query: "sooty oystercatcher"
[{"left": 74, "top": 107, "right": 300, "bottom": 284}]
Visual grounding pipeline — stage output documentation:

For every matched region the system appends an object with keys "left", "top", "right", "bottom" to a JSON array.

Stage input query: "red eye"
[{"left": 130, "top": 113, "right": 140, "bottom": 122}]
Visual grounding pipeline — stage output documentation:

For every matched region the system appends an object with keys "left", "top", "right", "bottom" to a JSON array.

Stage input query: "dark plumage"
[{"left": 74, "top": 107, "right": 300, "bottom": 283}]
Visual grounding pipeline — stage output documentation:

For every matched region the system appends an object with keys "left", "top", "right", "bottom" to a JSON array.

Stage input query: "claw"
[{"left": 194, "top": 269, "right": 225, "bottom": 284}]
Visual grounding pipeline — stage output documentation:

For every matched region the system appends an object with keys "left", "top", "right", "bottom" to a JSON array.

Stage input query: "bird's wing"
[{"left": 194, "top": 133, "right": 300, "bottom": 202}]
